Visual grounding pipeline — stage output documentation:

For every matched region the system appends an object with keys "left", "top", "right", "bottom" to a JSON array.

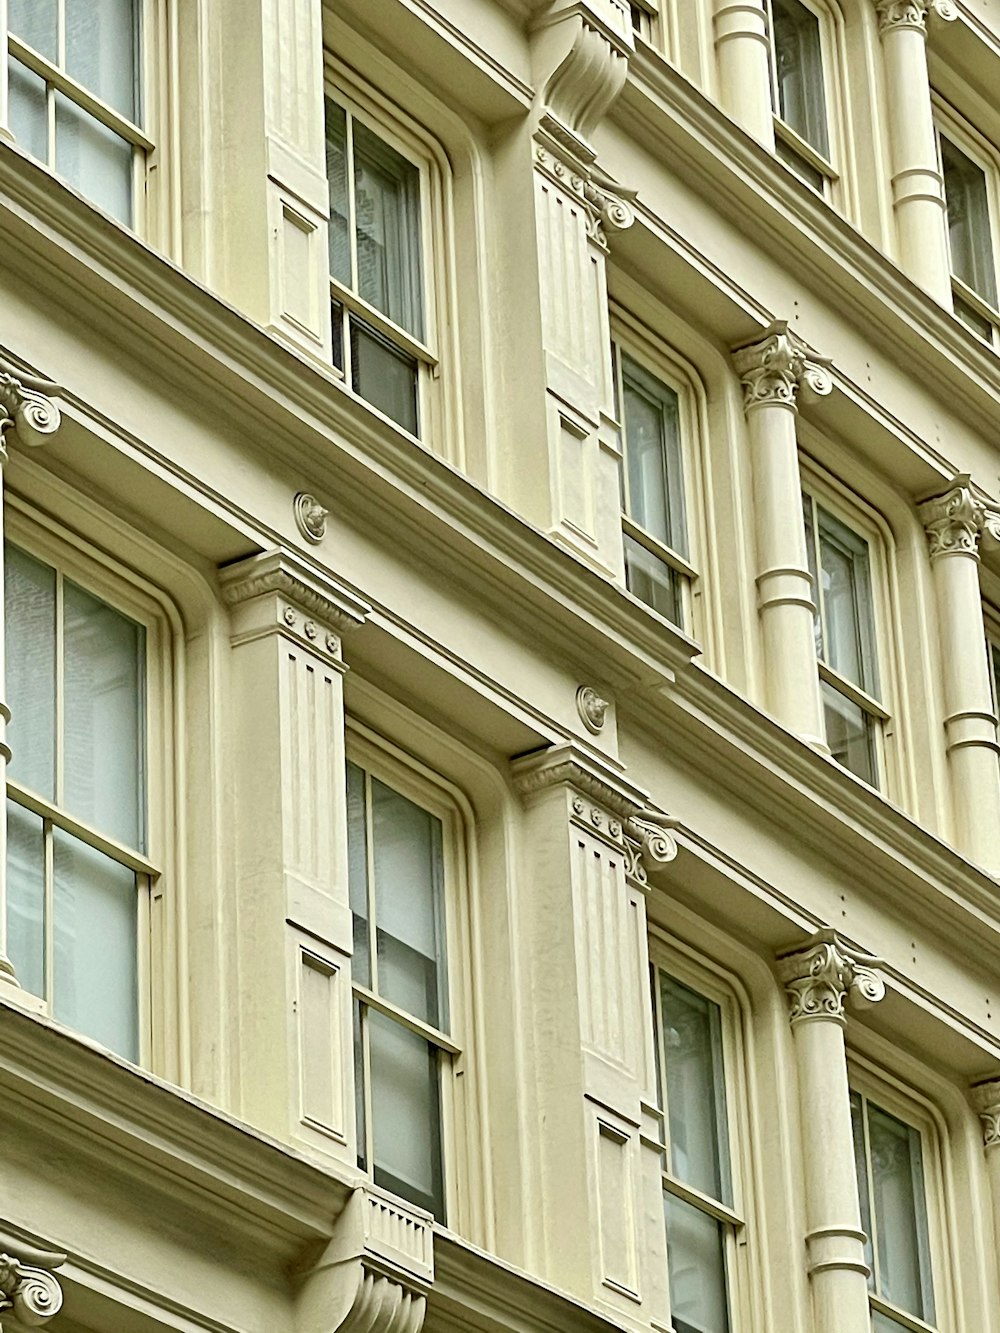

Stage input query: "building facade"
[{"left": 2, "top": 1, "right": 1000, "bottom": 1332}]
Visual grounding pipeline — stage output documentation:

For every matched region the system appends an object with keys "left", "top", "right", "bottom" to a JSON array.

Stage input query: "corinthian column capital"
[
  {"left": 972, "top": 1080, "right": 1000, "bottom": 1150},
  {"left": 918, "top": 475, "right": 999, "bottom": 561},
  {"left": 874, "top": 0, "right": 957, "bottom": 35},
  {"left": 777, "top": 930, "right": 885, "bottom": 1027},
  {"left": 732, "top": 321, "right": 833, "bottom": 413}
]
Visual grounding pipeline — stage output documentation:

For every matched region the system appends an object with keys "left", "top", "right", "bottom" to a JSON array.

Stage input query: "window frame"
[
  {"left": 3, "top": 494, "right": 174, "bottom": 1070},
  {"left": 764, "top": 0, "right": 841, "bottom": 199},
  {"left": 345, "top": 719, "right": 470, "bottom": 1223},
  {"left": 648, "top": 930, "right": 754, "bottom": 1333}
]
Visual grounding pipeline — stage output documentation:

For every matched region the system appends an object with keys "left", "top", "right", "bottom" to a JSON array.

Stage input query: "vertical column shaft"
[{"left": 713, "top": 0, "right": 775, "bottom": 148}]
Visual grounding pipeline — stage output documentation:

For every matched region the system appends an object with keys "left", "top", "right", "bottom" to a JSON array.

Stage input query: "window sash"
[
  {"left": 940, "top": 133, "right": 999, "bottom": 311},
  {"left": 803, "top": 491, "right": 881, "bottom": 699},
  {"left": 769, "top": 0, "right": 830, "bottom": 162}
]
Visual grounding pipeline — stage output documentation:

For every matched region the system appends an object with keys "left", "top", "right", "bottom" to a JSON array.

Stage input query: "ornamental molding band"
[
  {"left": 777, "top": 929, "right": 885, "bottom": 1026},
  {"left": 918, "top": 474, "right": 1000, "bottom": 561},
  {"left": 971, "top": 1079, "right": 1000, "bottom": 1150},
  {"left": 0, "top": 356, "right": 61, "bottom": 459},
  {"left": 731, "top": 320, "right": 834, "bottom": 413},
  {"left": 532, "top": 142, "right": 636, "bottom": 248},
  {"left": 530, "top": 0, "right": 634, "bottom": 155},
  {"left": 0, "top": 1232, "right": 65, "bottom": 1329},
  {"left": 874, "top": 0, "right": 957, "bottom": 35}
]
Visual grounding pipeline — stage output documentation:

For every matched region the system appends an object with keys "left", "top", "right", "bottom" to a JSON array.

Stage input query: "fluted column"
[
  {"left": 777, "top": 931, "right": 885, "bottom": 1333},
  {"left": 874, "top": 0, "right": 955, "bottom": 302},
  {"left": 0, "top": 367, "right": 62, "bottom": 988},
  {"left": 733, "top": 322, "right": 832, "bottom": 749},
  {"left": 713, "top": 0, "right": 775, "bottom": 147},
  {"left": 919, "top": 478, "right": 1000, "bottom": 875},
  {"left": 971, "top": 1079, "right": 1000, "bottom": 1290}
]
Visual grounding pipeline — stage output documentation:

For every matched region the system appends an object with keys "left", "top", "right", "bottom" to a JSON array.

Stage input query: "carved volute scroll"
[
  {"left": 0, "top": 1234, "right": 65, "bottom": 1330},
  {"left": 777, "top": 930, "right": 886, "bottom": 1027},
  {"left": 918, "top": 475, "right": 1000, "bottom": 562},
  {"left": 732, "top": 321, "right": 834, "bottom": 413},
  {"left": 972, "top": 1080, "right": 1000, "bottom": 1151},
  {"left": 874, "top": 0, "right": 957, "bottom": 36},
  {"left": 0, "top": 362, "right": 61, "bottom": 460}
]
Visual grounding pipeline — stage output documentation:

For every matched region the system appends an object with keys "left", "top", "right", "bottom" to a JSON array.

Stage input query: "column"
[
  {"left": 713, "top": 1, "right": 775, "bottom": 148},
  {"left": 219, "top": 549, "right": 370, "bottom": 1163},
  {"left": 511, "top": 742, "right": 676, "bottom": 1326},
  {"left": 204, "top": 0, "right": 332, "bottom": 358},
  {"left": 0, "top": 365, "right": 62, "bottom": 987},
  {"left": 919, "top": 477, "right": 1000, "bottom": 875},
  {"left": 732, "top": 322, "right": 831, "bottom": 750},
  {"left": 778, "top": 931, "right": 886, "bottom": 1333},
  {"left": 874, "top": 0, "right": 955, "bottom": 304},
  {"left": 971, "top": 1078, "right": 1000, "bottom": 1290}
]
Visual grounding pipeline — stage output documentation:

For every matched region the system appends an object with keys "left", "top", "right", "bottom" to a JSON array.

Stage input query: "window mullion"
[
  {"left": 360, "top": 1000, "right": 375, "bottom": 1172},
  {"left": 43, "top": 819, "right": 54, "bottom": 1008}
]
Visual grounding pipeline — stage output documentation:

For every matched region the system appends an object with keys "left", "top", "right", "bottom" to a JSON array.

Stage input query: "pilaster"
[
  {"left": 219, "top": 548, "right": 370, "bottom": 1161},
  {"left": 918, "top": 477, "right": 1000, "bottom": 875},
  {"left": 510, "top": 741, "right": 676, "bottom": 1325},
  {"left": 777, "top": 931, "right": 884, "bottom": 1333},
  {"left": 873, "top": 0, "right": 955, "bottom": 302},
  {"left": 713, "top": 0, "right": 775, "bottom": 147},
  {"left": 0, "top": 1231, "right": 65, "bottom": 1330},
  {"left": 732, "top": 321, "right": 832, "bottom": 750},
  {"left": 971, "top": 1078, "right": 1000, "bottom": 1296}
]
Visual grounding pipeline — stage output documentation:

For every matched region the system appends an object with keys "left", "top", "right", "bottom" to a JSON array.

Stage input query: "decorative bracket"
[
  {"left": 530, "top": 1, "right": 633, "bottom": 157},
  {"left": 732, "top": 320, "right": 833, "bottom": 413},
  {"left": 0, "top": 361, "right": 61, "bottom": 461},
  {"left": 0, "top": 1233, "right": 65, "bottom": 1329},
  {"left": 777, "top": 929, "right": 885, "bottom": 1026},
  {"left": 874, "top": 0, "right": 957, "bottom": 36}
]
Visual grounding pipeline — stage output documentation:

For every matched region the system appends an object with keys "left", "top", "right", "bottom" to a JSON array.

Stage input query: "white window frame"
[
  {"left": 765, "top": 0, "right": 841, "bottom": 199},
  {"left": 345, "top": 719, "right": 471, "bottom": 1224},
  {"left": 648, "top": 931, "right": 755, "bottom": 1333},
  {"left": 3, "top": 494, "right": 174, "bottom": 1070}
]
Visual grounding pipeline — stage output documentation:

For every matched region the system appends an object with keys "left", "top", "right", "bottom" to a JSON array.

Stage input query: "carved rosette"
[
  {"left": 0, "top": 370, "right": 61, "bottom": 459},
  {"left": 971, "top": 1080, "right": 1000, "bottom": 1151},
  {"left": 731, "top": 321, "right": 833, "bottom": 414},
  {"left": 778, "top": 932, "right": 885, "bottom": 1026},
  {"left": 0, "top": 1239, "right": 65, "bottom": 1330},
  {"left": 874, "top": 0, "right": 957, "bottom": 35},
  {"left": 918, "top": 476, "right": 996, "bottom": 562}
]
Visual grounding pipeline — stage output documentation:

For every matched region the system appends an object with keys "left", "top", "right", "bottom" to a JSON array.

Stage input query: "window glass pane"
[
  {"left": 350, "top": 318, "right": 419, "bottom": 435},
  {"left": 8, "top": 58, "right": 48, "bottom": 163},
  {"left": 6, "top": 543, "right": 56, "bottom": 799},
  {"left": 65, "top": 0, "right": 139, "bottom": 122},
  {"left": 775, "top": 135, "right": 826, "bottom": 192},
  {"left": 659, "top": 973, "right": 732, "bottom": 1204},
  {"left": 624, "top": 535, "right": 683, "bottom": 627},
  {"left": 621, "top": 356, "right": 687, "bottom": 556},
  {"left": 772, "top": 0, "right": 829, "bottom": 158},
  {"left": 7, "top": 799, "right": 45, "bottom": 999},
  {"left": 346, "top": 760, "right": 371, "bottom": 990},
  {"left": 331, "top": 299, "right": 345, "bottom": 373},
  {"left": 368, "top": 1009, "right": 444, "bottom": 1216},
  {"left": 55, "top": 93, "right": 133, "bottom": 225},
  {"left": 325, "top": 101, "right": 352, "bottom": 289},
  {"left": 868, "top": 1104, "right": 935, "bottom": 1322},
  {"left": 352, "top": 120, "right": 423, "bottom": 338},
  {"left": 954, "top": 290, "right": 994, "bottom": 341},
  {"left": 371, "top": 776, "right": 446, "bottom": 1029},
  {"left": 821, "top": 681, "right": 877, "bottom": 788},
  {"left": 872, "top": 1313, "right": 909, "bottom": 1333},
  {"left": 8, "top": 0, "right": 57, "bottom": 61},
  {"left": 354, "top": 998, "right": 368, "bottom": 1173},
  {"left": 664, "top": 1190, "right": 730, "bottom": 1333},
  {"left": 849, "top": 1091, "right": 876, "bottom": 1288},
  {"left": 63, "top": 579, "right": 145, "bottom": 851},
  {"left": 942, "top": 136, "right": 998, "bottom": 309},
  {"left": 52, "top": 829, "right": 138, "bottom": 1061},
  {"left": 817, "top": 507, "right": 878, "bottom": 696}
]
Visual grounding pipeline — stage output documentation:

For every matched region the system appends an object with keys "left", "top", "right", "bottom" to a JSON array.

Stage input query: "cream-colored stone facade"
[{"left": 3, "top": 2, "right": 1000, "bottom": 1332}]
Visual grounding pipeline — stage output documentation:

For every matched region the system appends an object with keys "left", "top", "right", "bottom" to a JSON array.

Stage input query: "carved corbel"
[
  {"left": 0, "top": 1234, "right": 65, "bottom": 1329},
  {"left": 874, "top": 0, "right": 957, "bottom": 36},
  {"left": 531, "top": 1, "right": 633, "bottom": 156},
  {"left": 731, "top": 321, "right": 833, "bottom": 413},
  {"left": 0, "top": 362, "right": 61, "bottom": 459},
  {"left": 918, "top": 475, "right": 991, "bottom": 561},
  {"left": 972, "top": 1079, "right": 1000, "bottom": 1151},
  {"left": 777, "top": 929, "right": 885, "bottom": 1026}
]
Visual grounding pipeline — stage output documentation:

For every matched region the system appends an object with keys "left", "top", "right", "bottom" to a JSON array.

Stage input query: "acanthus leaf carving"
[
  {"left": 918, "top": 475, "right": 988, "bottom": 561},
  {"left": 777, "top": 930, "right": 885, "bottom": 1026},
  {"left": 731, "top": 321, "right": 833, "bottom": 413},
  {"left": 874, "top": 0, "right": 957, "bottom": 35}
]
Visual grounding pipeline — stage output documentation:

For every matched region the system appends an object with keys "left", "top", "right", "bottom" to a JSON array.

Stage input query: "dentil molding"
[
  {"left": 777, "top": 929, "right": 885, "bottom": 1026},
  {"left": 874, "top": 0, "right": 957, "bottom": 35},
  {"left": 0, "top": 1233, "right": 65, "bottom": 1329},
  {"left": 918, "top": 474, "right": 1000, "bottom": 561},
  {"left": 731, "top": 321, "right": 833, "bottom": 412}
]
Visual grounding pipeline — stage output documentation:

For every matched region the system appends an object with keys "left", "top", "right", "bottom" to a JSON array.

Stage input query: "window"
[
  {"left": 802, "top": 491, "right": 885, "bottom": 788},
  {"left": 326, "top": 95, "right": 434, "bottom": 437},
  {"left": 629, "top": 0, "right": 658, "bottom": 42},
  {"left": 347, "top": 754, "right": 459, "bottom": 1218},
  {"left": 851, "top": 1090, "right": 937, "bottom": 1332},
  {"left": 4, "top": 538, "right": 155, "bottom": 1062},
  {"left": 766, "top": 0, "right": 834, "bottom": 193},
  {"left": 937, "top": 126, "right": 1000, "bottom": 346},
  {"left": 652, "top": 966, "right": 743, "bottom": 1333},
  {"left": 5, "top": 0, "right": 148, "bottom": 226},
  {"left": 613, "top": 344, "right": 694, "bottom": 630}
]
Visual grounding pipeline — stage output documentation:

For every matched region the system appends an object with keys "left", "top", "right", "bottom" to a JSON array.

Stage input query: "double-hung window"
[
  {"left": 766, "top": 0, "right": 835, "bottom": 193},
  {"left": 850, "top": 1089, "right": 938, "bottom": 1332},
  {"left": 325, "top": 96, "right": 432, "bottom": 437},
  {"left": 4, "top": 539, "right": 154, "bottom": 1063},
  {"left": 614, "top": 345, "right": 693, "bottom": 630},
  {"left": 937, "top": 126, "right": 1000, "bottom": 346},
  {"left": 802, "top": 491, "right": 885, "bottom": 788},
  {"left": 6, "top": 0, "right": 148, "bottom": 226},
  {"left": 652, "top": 966, "right": 743, "bottom": 1333},
  {"left": 347, "top": 756, "right": 457, "bottom": 1219}
]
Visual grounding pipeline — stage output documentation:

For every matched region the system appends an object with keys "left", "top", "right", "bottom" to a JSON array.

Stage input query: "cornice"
[{"left": 219, "top": 546, "right": 371, "bottom": 636}]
